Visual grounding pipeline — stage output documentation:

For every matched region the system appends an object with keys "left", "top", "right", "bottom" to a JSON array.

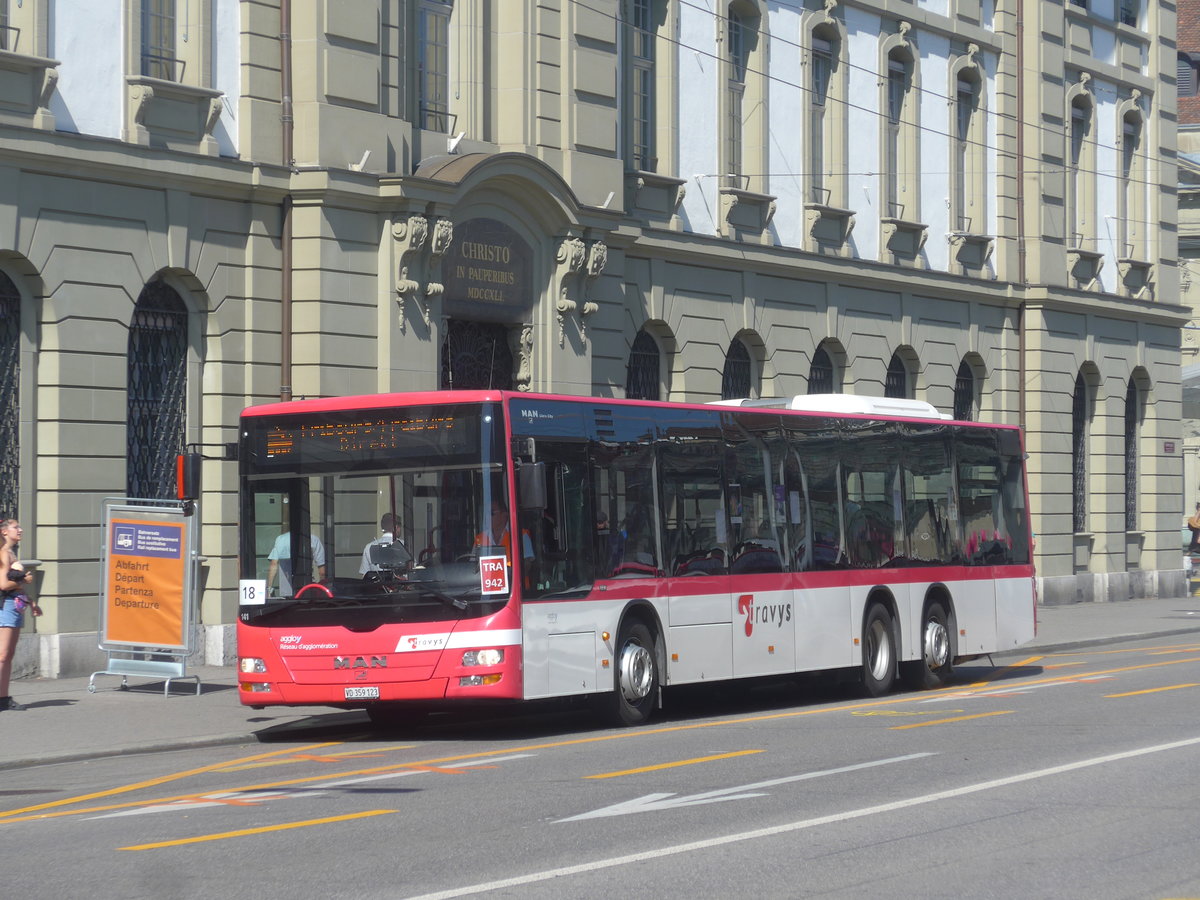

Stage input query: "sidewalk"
[{"left": 2, "top": 594, "right": 1200, "bottom": 771}]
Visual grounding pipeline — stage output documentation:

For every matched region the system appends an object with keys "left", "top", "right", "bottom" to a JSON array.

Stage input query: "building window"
[
  {"left": 1124, "top": 378, "right": 1140, "bottom": 531},
  {"left": 141, "top": 0, "right": 177, "bottom": 80},
  {"left": 721, "top": 339, "right": 753, "bottom": 400},
  {"left": 725, "top": 7, "right": 750, "bottom": 183},
  {"left": 884, "top": 353, "right": 908, "bottom": 399},
  {"left": 1072, "top": 372, "right": 1089, "bottom": 533},
  {"left": 0, "top": 271, "right": 18, "bottom": 518},
  {"left": 809, "top": 33, "right": 833, "bottom": 202},
  {"left": 883, "top": 49, "right": 915, "bottom": 218},
  {"left": 0, "top": 0, "right": 9, "bottom": 52},
  {"left": 1120, "top": 1, "right": 1139, "bottom": 27},
  {"left": 952, "top": 69, "right": 983, "bottom": 232},
  {"left": 953, "top": 360, "right": 975, "bottom": 421},
  {"left": 127, "top": 278, "right": 188, "bottom": 500},
  {"left": 626, "top": 330, "right": 661, "bottom": 401},
  {"left": 625, "top": 0, "right": 658, "bottom": 171},
  {"left": 1119, "top": 111, "right": 1145, "bottom": 259},
  {"left": 809, "top": 346, "right": 833, "bottom": 394},
  {"left": 1066, "top": 95, "right": 1092, "bottom": 248},
  {"left": 419, "top": 2, "right": 452, "bottom": 132}
]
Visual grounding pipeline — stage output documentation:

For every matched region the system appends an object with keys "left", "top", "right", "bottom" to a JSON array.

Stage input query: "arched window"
[
  {"left": 952, "top": 66, "right": 983, "bottom": 232},
  {"left": 808, "top": 27, "right": 835, "bottom": 203},
  {"left": 953, "top": 359, "right": 975, "bottom": 421},
  {"left": 626, "top": 330, "right": 661, "bottom": 401},
  {"left": 0, "top": 270, "right": 19, "bottom": 516},
  {"left": 725, "top": 6, "right": 750, "bottom": 183},
  {"left": 721, "top": 339, "right": 752, "bottom": 400},
  {"left": 1125, "top": 377, "right": 1141, "bottom": 531},
  {"left": 1066, "top": 92, "right": 1093, "bottom": 249},
  {"left": 882, "top": 44, "right": 916, "bottom": 218},
  {"left": 808, "top": 345, "right": 833, "bottom": 394},
  {"left": 127, "top": 277, "right": 188, "bottom": 500},
  {"left": 1119, "top": 109, "right": 1145, "bottom": 260},
  {"left": 1071, "top": 371, "right": 1089, "bottom": 533},
  {"left": 885, "top": 353, "right": 908, "bottom": 399}
]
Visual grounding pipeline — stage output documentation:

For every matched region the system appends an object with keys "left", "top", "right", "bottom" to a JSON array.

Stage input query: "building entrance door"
[{"left": 440, "top": 319, "right": 513, "bottom": 390}]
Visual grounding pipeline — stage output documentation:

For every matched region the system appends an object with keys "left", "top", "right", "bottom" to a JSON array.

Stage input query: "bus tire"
[
  {"left": 861, "top": 603, "right": 897, "bottom": 697},
  {"left": 901, "top": 600, "right": 953, "bottom": 690},
  {"left": 609, "top": 620, "right": 658, "bottom": 726}
]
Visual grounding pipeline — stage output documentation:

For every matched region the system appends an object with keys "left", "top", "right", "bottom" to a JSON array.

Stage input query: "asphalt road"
[{"left": 4, "top": 637, "right": 1200, "bottom": 900}]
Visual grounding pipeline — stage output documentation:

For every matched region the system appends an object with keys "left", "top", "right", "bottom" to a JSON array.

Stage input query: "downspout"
[
  {"left": 280, "top": 0, "right": 294, "bottom": 402},
  {"left": 1015, "top": 0, "right": 1027, "bottom": 432}
]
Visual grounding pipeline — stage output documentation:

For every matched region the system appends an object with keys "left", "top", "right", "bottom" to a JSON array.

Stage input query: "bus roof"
[{"left": 241, "top": 390, "right": 996, "bottom": 428}]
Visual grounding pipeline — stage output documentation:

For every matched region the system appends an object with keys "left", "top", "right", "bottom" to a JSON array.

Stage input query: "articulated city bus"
[{"left": 236, "top": 390, "right": 1035, "bottom": 725}]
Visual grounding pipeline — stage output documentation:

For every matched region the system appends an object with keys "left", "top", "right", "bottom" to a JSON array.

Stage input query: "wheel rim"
[
  {"left": 618, "top": 639, "right": 654, "bottom": 703},
  {"left": 924, "top": 618, "right": 950, "bottom": 669},
  {"left": 865, "top": 617, "right": 892, "bottom": 681}
]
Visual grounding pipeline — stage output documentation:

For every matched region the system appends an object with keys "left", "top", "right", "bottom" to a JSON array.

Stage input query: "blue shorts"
[{"left": 0, "top": 595, "right": 24, "bottom": 629}]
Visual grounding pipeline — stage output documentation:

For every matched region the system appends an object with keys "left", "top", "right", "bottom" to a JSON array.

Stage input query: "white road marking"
[
  {"left": 404, "top": 735, "right": 1200, "bottom": 900},
  {"left": 558, "top": 752, "right": 934, "bottom": 821}
]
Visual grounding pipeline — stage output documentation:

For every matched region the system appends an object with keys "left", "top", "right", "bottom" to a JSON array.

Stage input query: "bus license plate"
[{"left": 344, "top": 686, "right": 380, "bottom": 700}]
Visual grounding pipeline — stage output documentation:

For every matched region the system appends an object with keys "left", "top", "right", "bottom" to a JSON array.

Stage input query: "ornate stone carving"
[
  {"left": 581, "top": 241, "right": 607, "bottom": 325},
  {"left": 394, "top": 214, "right": 431, "bottom": 332},
  {"left": 510, "top": 323, "right": 534, "bottom": 392},
  {"left": 426, "top": 217, "right": 453, "bottom": 298}
]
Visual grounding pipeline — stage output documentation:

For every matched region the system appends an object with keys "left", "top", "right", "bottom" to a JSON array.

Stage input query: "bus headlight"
[
  {"left": 462, "top": 649, "right": 504, "bottom": 667},
  {"left": 240, "top": 657, "right": 268, "bottom": 674},
  {"left": 459, "top": 674, "right": 503, "bottom": 687}
]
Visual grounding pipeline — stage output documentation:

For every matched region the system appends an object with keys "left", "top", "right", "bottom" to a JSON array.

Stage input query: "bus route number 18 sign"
[{"left": 102, "top": 509, "right": 192, "bottom": 650}]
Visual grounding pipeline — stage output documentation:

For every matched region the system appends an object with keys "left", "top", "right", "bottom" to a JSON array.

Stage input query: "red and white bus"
[{"left": 236, "top": 390, "right": 1035, "bottom": 724}]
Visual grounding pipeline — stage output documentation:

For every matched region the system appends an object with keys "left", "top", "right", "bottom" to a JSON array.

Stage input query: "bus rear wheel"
[
  {"left": 608, "top": 620, "right": 658, "bottom": 726},
  {"left": 901, "top": 600, "right": 953, "bottom": 690},
  {"left": 861, "top": 603, "right": 897, "bottom": 697}
]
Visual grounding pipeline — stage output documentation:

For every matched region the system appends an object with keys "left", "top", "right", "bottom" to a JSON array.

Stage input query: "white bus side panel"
[
  {"left": 994, "top": 575, "right": 1036, "bottom": 650},
  {"left": 666, "top": 623, "right": 734, "bottom": 684},
  {"left": 951, "top": 578, "right": 998, "bottom": 655},
  {"left": 795, "top": 583, "right": 854, "bottom": 672},
  {"left": 731, "top": 588, "right": 797, "bottom": 677}
]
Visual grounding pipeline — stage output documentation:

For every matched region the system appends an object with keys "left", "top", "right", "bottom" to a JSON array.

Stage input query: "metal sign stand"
[{"left": 90, "top": 498, "right": 201, "bottom": 697}]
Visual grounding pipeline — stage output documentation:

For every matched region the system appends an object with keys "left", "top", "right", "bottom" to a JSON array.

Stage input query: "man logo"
[{"left": 333, "top": 655, "right": 387, "bottom": 669}]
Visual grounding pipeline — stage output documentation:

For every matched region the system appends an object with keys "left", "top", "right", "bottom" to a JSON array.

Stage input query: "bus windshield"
[{"left": 238, "top": 401, "right": 511, "bottom": 626}]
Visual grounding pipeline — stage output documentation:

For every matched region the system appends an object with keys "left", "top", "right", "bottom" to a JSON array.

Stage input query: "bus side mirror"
[
  {"left": 518, "top": 462, "right": 547, "bottom": 511},
  {"left": 177, "top": 452, "right": 202, "bottom": 501}
]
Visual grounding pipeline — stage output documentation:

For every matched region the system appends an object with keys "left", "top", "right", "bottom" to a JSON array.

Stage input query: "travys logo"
[{"left": 737, "top": 594, "right": 792, "bottom": 637}]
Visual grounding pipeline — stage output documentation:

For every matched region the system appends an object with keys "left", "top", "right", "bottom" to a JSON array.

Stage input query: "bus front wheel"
[
  {"left": 609, "top": 620, "right": 658, "bottom": 726},
  {"left": 901, "top": 601, "right": 953, "bottom": 690},
  {"left": 861, "top": 603, "right": 897, "bottom": 697}
]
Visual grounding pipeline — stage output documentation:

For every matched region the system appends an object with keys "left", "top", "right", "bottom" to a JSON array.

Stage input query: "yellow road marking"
[
  {"left": 216, "top": 744, "right": 416, "bottom": 772},
  {"left": 0, "top": 742, "right": 343, "bottom": 820},
  {"left": 118, "top": 809, "right": 396, "bottom": 850},
  {"left": 9, "top": 648, "right": 1200, "bottom": 825},
  {"left": 1044, "top": 662, "right": 1086, "bottom": 669},
  {"left": 1105, "top": 683, "right": 1200, "bottom": 698},
  {"left": 851, "top": 709, "right": 965, "bottom": 717},
  {"left": 586, "top": 750, "right": 763, "bottom": 780},
  {"left": 971, "top": 655, "right": 1042, "bottom": 687},
  {"left": 890, "top": 711, "right": 1014, "bottom": 730}
]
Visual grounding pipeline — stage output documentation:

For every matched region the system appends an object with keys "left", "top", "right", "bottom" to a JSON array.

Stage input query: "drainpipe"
[
  {"left": 1015, "top": 0, "right": 1027, "bottom": 432},
  {"left": 280, "top": 0, "right": 294, "bottom": 402}
]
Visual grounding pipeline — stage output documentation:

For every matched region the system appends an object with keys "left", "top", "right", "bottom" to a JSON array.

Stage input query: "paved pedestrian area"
[{"left": 2, "top": 594, "right": 1198, "bottom": 770}]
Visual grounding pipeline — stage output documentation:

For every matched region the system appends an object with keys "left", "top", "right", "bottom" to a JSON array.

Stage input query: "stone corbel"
[
  {"left": 510, "top": 323, "right": 534, "bottom": 392},
  {"left": 948, "top": 232, "right": 995, "bottom": 273},
  {"left": 200, "top": 96, "right": 223, "bottom": 156},
  {"left": 393, "top": 214, "right": 430, "bottom": 333},
  {"left": 555, "top": 237, "right": 587, "bottom": 345},
  {"left": 131, "top": 84, "right": 155, "bottom": 145},
  {"left": 425, "top": 217, "right": 453, "bottom": 300},
  {"left": 577, "top": 241, "right": 607, "bottom": 341},
  {"left": 1068, "top": 248, "right": 1104, "bottom": 291},
  {"left": 35, "top": 66, "right": 59, "bottom": 130},
  {"left": 881, "top": 217, "right": 929, "bottom": 262},
  {"left": 803, "top": 203, "right": 856, "bottom": 254},
  {"left": 1117, "top": 257, "right": 1153, "bottom": 300}
]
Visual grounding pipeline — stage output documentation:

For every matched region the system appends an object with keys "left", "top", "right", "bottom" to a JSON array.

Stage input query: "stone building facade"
[{"left": 0, "top": 0, "right": 1185, "bottom": 677}]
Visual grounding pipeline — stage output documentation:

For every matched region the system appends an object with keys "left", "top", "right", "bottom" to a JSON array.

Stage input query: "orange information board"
[{"left": 101, "top": 508, "right": 192, "bottom": 650}]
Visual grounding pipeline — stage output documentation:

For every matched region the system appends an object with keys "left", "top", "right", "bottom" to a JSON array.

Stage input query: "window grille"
[
  {"left": 1072, "top": 372, "right": 1088, "bottom": 533},
  {"left": 808, "top": 346, "right": 833, "bottom": 394},
  {"left": 721, "top": 340, "right": 752, "bottom": 400},
  {"left": 953, "top": 360, "right": 974, "bottom": 421},
  {"left": 418, "top": 2, "right": 452, "bottom": 132},
  {"left": 127, "top": 279, "right": 188, "bottom": 500},
  {"left": 141, "top": 0, "right": 177, "bottom": 80},
  {"left": 625, "top": 330, "right": 660, "bottom": 401},
  {"left": 439, "top": 320, "right": 512, "bottom": 391},
  {"left": 1179, "top": 55, "right": 1198, "bottom": 97},
  {"left": 1124, "top": 379, "right": 1138, "bottom": 531},
  {"left": 884, "top": 354, "right": 907, "bottom": 399},
  {"left": 0, "top": 271, "right": 19, "bottom": 517}
]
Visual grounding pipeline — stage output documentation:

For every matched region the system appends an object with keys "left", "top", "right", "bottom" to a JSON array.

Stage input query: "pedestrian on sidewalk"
[
  {"left": 1188, "top": 503, "right": 1200, "bottom": 552},
  {"left": 0, "top": 518, "right": 39, "bottom": 711}
]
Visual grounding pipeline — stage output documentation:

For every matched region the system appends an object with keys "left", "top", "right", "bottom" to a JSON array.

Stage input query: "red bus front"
[{"left": 235, "top": 394, "right": 533, "bottom": 712}]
